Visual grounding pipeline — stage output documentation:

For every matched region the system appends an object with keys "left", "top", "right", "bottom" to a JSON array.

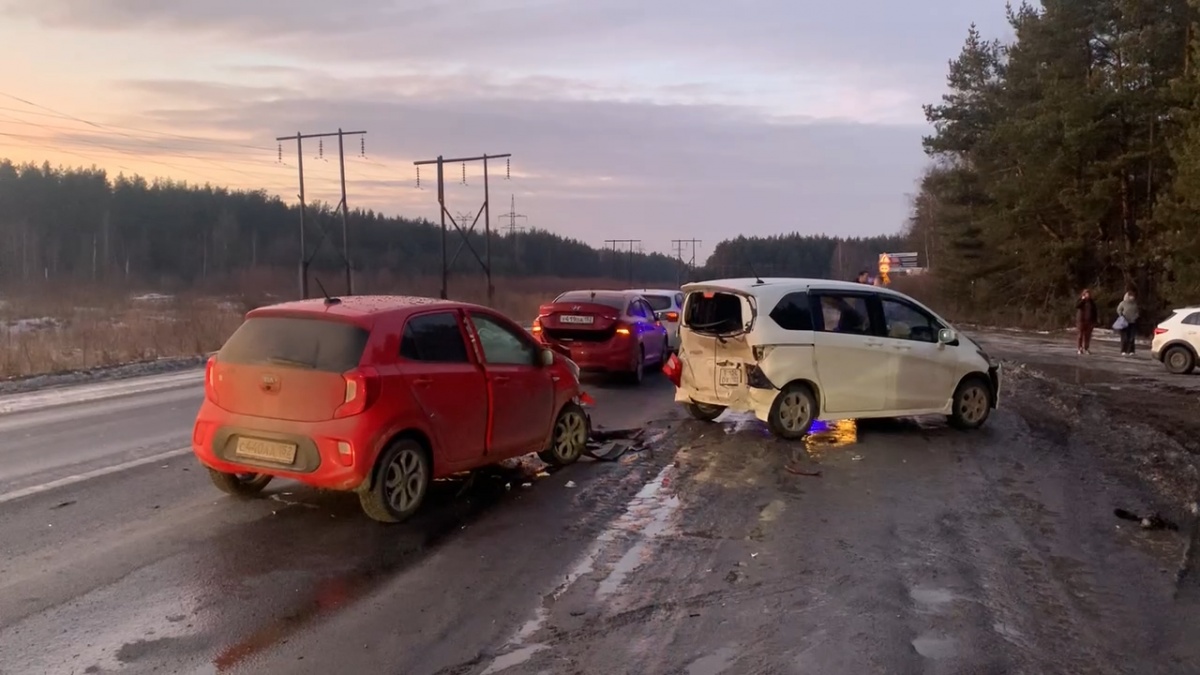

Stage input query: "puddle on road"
[
  {"left": 687, "top": 646, "right": 739, "bottom": 674},
  {"left": 480, "top": 643, "right": 549, "bottom": 675},
  {"left": 909, "top": 586, "right": 958, "bottom": 608},
  {"left": 911, "top": 635, "right": 957, "bottom": 659}
]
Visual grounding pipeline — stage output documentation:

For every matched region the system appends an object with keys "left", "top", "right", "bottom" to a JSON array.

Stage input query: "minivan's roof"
[
  {"left": 247, "top": 295, "right": 478, "bottom": 324},
  {"left": 682, "top": 277, "right": 892, "bottom": 295}
]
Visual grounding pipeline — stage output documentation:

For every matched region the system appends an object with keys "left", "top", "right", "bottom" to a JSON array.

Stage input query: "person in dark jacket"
[{"left": 1075, "top": 288, "right": 1098, "bottom": 354}]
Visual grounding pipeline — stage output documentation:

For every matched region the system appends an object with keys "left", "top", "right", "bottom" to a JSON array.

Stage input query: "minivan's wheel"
[
  {"left": 685, "top": 402, "right": 726, "bottom": 422},
  {"left": 767, "top": 383, "right": 817, "bottom": 440},
  {"left": 208, "top": 469, "right": 273, "bottom": 496},
  {"left": 628, "top": 347, "right": 645, "bottom": 385},
  {"left": 359, "top": 439, "right": 431, "bottom": 524},
  {"left": 538, "top": 402, "right": 589, "bottom": 467},
  {"left": 1164, "top": 345, "right": 1196, "bottom": 375},
  {"left": 948, "top": 377, "right": 992, "bottom": 430}
]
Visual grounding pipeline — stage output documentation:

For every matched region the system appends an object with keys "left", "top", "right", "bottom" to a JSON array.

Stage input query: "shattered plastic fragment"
[{"left": 565, "top": 480, "right": 577, "bottom": 488}]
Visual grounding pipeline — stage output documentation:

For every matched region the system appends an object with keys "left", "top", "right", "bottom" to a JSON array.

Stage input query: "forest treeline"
[
  {"left": 912, "top": 0, "right": 1200, "bottom": 322},
  {"left": 0, "top": 160, "right": 907, "bottom": 292}
]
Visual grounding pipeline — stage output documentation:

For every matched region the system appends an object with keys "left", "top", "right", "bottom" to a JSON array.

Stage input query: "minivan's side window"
[
  {"left": 470, "top": 312, "right": 537, "bottom": 365},
  {"left": 879, "top": 297, "right": 940, "bottom": 343},
  {"left": 769, "top": 292, "right": 813, "bottom": 331},
  {"left": 401, "top": 312, "right": 470, "bottom": 362},
  {"left": 814, "top": 294, "right": 872, "bottom": 334}
]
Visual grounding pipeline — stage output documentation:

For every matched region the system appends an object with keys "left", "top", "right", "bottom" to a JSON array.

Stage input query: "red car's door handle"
[
  {"left": 493, "top": 375, "right": 510, "bottom": 383},
  {"left": 413, "top": 377, "right": 433, "bottom": 386}
]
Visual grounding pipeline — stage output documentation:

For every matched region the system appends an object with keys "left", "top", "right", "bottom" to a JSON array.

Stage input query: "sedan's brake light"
[
  {"left": 335, "top": 366, "right": 380, "bottom": 418},
  {"left": 665, "top": 311, "right": 679, "bottom": 322},
  {"left": 615, "top": 325, "right": 631, "bottom": 335}
]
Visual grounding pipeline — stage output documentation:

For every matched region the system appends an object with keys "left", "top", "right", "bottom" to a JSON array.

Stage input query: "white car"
[
  {"left": 1151, "top": 306, "right": 1200, "bottom": 374},
  {"left": 626, "top": 288, "right": 684, "bottom": 352},
  {"left": 672, "top": 278, "right": 1000, "bottom": 439}
]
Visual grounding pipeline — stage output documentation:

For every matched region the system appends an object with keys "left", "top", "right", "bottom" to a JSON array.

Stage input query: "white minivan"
[{"left": 672, "top": 278, "right": 1000, "bottom": 438}]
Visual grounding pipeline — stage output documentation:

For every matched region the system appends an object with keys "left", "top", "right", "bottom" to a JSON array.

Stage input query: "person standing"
[
  {"left": 1116, "top": 290, "right": 1140, "bottom": 356},
  {"left": 1075, "top": 289, "right": 1097, "bottom": 354},
  {"left": 855, "top": 270, "right": 870, "bottom": 284}
]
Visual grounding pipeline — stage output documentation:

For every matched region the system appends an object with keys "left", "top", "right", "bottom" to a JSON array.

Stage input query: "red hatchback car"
[
  {"left": 532, "top": 290, "right": 670, "bottom": 383},
  {"left": 193, "top": 295, "right": 590, "bottom": 523}
]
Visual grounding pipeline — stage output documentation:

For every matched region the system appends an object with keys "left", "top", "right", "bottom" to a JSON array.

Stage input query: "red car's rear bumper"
[
  {"left": 192, "top": 401, "right": 378, "bottom": 491},
  {"left": 539, "top": 337, "right": 635, "bottom": 373}
]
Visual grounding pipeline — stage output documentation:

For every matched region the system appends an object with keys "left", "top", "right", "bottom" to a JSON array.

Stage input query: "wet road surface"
[{"left": 2, "top": 339, "right": 1199, "bottom": 674}]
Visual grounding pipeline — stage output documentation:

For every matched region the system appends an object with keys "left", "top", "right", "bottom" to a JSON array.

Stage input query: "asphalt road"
[{"left": 1, "top": 343, "right": 1198, "bottom": 674}]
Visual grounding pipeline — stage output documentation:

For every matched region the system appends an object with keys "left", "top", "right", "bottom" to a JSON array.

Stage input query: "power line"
[
  {"left": 412, "top": 152, "right": 512, "bottom": 304},
  {"left": 498, "top": 194, "right": 526, "bottom": 236},
  {"left": 277, "top": 129, "right": 367, "bottom": 299},
  {"left": 604, "top": 239, "right": 641, "bottom": 285}
]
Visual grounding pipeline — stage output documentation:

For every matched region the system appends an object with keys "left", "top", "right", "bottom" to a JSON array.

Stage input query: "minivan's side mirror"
[
  {"left": 539, "top": 348, "right": 556, "bottom": 367},
  {"left": 937, "top": 328, "right": 956, "bottom": 345}
]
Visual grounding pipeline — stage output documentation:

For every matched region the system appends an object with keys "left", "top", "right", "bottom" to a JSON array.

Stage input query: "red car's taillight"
[
  {"left": 204, "top": 355, "right": 219, "bottom": 403},
  {"left": 334, "top": 367, "right": 379, "bottom": 418},
  {"left": 663, "top": 353, "right": 682, "bottom": 388},
  {"left": 614, "top": 322, "right": 632, "bottom": 336}
]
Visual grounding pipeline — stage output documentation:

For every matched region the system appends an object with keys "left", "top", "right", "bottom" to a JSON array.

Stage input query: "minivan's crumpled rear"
[{"left": 675, "top": 289, "right": 758, "bottom": 411}]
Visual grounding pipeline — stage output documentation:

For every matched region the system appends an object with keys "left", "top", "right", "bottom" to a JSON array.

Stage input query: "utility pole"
[
  {"left": 604, "top": 239, "right": 640, "bottom": 286},
  {"left": 412, "top": 153, "right": 512, "bottom": 304},
  {"left": 498, "top": 195, "right": 527, "bottom": 273},
  {"left": 276, "top": 128, "right": 366, "bottom": 298},
  {"left": 670, "top": 238, "right": 701, "bottom": 285}
]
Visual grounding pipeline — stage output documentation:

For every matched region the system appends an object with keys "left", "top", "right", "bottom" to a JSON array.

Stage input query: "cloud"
[
  {"left": 5, "top": 0, "right": 1008, "bottom": 94},
  {"left": 96, "top": 73, "right": 927, "bottom": 247}
]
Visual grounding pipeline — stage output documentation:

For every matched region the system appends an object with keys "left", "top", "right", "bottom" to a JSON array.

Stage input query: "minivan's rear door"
[
  {"left": 211, "top": 315, "right": 369, "bottom": 422},
  {"left": 679, "top": 287, "right": 756, "bottom": 407}
]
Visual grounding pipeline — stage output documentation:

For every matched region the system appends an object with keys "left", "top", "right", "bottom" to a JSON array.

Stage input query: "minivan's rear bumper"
[{"left": 192, "top": 401, "right": 376, "bottom": 491}]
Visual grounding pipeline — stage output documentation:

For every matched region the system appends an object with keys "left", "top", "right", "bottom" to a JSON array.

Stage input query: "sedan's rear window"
[
  {"left": 554, "top": 291, "right": 626, "bottom": 310},
  {"left": 218, "top": 317, "right": 369, "bottom": 372},
  {"left": 643, "top": 295, "right": 674, "bottom": 311},
  {"left": 684, "top": 292, "right": 746, "bottom": 335}
]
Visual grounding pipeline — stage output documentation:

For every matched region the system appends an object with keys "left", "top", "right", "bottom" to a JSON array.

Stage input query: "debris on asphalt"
[
  {"left": 1114, "top": 508, "right": 1179, "bottom": 531},
  {"left": 784, "top": 465, "right": 821, "bottom": 477},
  {"left": 851, "top": 455, "right": 863, "bottom": 461},
  {"left": 51, "top": 500, "right": 75, "bottom": 510},
  {"left": 565, "top": 480, "right": 577, "bottom": 488},
  {"left": 584, "top": 426, "right": 650, "bottom": 462}
]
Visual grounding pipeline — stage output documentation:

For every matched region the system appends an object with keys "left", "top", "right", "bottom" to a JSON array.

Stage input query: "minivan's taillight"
[
  {"left": 204, "top": 355, "right": 219, "bottom": 404},
  {"left": 334, "top": 367, "right": 379, "bottom": 418}
]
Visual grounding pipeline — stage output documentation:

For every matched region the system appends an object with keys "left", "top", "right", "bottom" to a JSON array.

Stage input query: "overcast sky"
[{"left": 0, "top": 0, "right": 1011, "bottom": 254}]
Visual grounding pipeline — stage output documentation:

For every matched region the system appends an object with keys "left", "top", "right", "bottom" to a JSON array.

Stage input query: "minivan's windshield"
[
  {"left": 218, "top": 317, "right": 369, "bottom": 372},
  {"left": 684, "top": 291, "right": 748, "bottom": 334}
]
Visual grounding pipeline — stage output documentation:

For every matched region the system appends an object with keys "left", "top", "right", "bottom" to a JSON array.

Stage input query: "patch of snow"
[
  {"left": 131, "top": 293, "right": 173, "bottom": 303},
  {"left": 3, "top": 317, "right": 62, "bottom": 334},
  {"left": 0, "top": 353, "right": 211, "bottom": 397}
]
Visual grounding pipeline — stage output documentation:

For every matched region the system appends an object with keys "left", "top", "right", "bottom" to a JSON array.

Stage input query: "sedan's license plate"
[
  {"left": 718, "top": 366, "right": 741, "bottom": 386},
  {"left": 559, "top": 315, "right": 594, "bottom": 324},
  {"left": 235, "top": 437, "right": 297, "bottom": 464}
]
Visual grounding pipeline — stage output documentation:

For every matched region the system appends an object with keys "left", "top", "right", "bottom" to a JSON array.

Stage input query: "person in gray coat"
[{"left": 1116, "top": 291, "right": 1140, "bottom": 355}]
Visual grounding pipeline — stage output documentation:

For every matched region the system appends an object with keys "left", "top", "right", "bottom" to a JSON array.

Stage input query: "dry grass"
[
  {"left": 889, "top": 274, "right": 1072, "bottom": 330},
  {"left": 0, "top": 270, "right": 641, "bottom": 379}
]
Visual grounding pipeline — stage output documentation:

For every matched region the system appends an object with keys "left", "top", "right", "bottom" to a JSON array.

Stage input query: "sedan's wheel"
[
  {"left": 948, "top": 377, "right": 992, "bottom": 430},
  {"left": 685, "top": 401, "right": 726, "bottom": 422},
  {"left": 207, "top": 468, "right": 272, "bottom": 496},
  {"left": 359, "top": 440, "right": 431, "bottom": 523},
  {"left": 1164, "top": 345, "right": 1196, "bottom": 375},
  {"left": 628, "top": 348, "right": 645, "bottom": 384},
  {"left": 767, "top": 383, "right": 816, "bottom": 440},
  {"left": 538, "top": 402, "right": 589, "bottom": 467}
]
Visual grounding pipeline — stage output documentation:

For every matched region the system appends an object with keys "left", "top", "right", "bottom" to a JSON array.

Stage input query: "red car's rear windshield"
[{"left": 218, "top": 316, "right": 369, "bottom": 372}]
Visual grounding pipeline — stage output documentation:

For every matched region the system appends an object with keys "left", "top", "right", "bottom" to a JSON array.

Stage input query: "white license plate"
[
  {"left": 235, "top": 437, "right": 297, "bottom": 464},
  {"left": 559, "top": 315, "right": 594, "bottom": 324},
  {"left": 718, "top": 366, "right": 741, "bottom": 386}
]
